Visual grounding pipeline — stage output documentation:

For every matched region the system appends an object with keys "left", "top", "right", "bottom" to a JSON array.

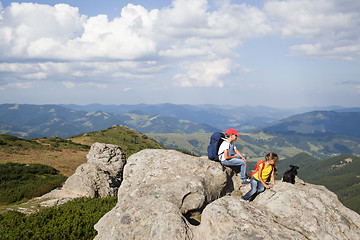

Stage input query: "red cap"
[{"left": 225, "top": 128, "right": 241, "bottom": 136}]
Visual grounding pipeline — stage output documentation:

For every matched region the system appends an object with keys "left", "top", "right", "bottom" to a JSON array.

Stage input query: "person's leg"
[
  {"left": 241, "top": 177, "right": 258, "bottom": 200},
  {"left": 221, "top": 157, "right": 247, "bottom": 180},
  {"left": 248, "top": 180, "right": 266, "bottom": 201},
  {"left": 235, "top": 154, "right": 247, "bottom": 180},
  {"left": 256, "top": 181, "right": 266, "bottom": 194}
]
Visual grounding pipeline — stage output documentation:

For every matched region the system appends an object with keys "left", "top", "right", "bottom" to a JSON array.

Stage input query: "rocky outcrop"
[
  {"left": 34, "top": 142, "right": 126, "bottom": 209},
  {"left": 62, "top": 142, "right": 126, "bottom": 197},
  {"left": 94, "top": 149, "right": 238, "bottom": 239},
  {"left": 94, "top": 149, "right": 360, "bottom": 240},
  {"left": 197, "top": 182, "right": 360, "bottom": 239}
]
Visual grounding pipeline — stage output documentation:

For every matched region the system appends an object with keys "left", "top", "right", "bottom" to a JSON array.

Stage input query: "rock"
[
  {"left": 94, "top": 149, "right": 360, "bottom": 240},
  {"left": 94, "top": 149, "right": 236, "bottom": 239},
  {"left": 63, "top": 142, "right": 126, "bottom": 197},
  {"left": 195, "top": 195, "right": 305, "bottom": 239},
  {"left": 34, "top": 142, "right": 126, "bottom": 208},
  {"left": 114, "top": 149, "right": 234, "bottom": 214},
  {"left": 94, "top": 196, "right": 192, "bottom": 240},
  {"left": 36, "top": 188, "right": 85, "bottom": 207},
  {"left": 252, "top": 182, "right": 360, "bottom": 240}
]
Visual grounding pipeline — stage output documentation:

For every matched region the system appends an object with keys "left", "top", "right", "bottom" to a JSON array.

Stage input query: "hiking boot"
[{"left": 241, "top": 179, "right": 250, "bottom": 184}]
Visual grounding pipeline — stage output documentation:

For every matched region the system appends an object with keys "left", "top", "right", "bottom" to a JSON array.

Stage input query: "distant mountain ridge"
[
  {"left": 2, "top": 103, "right": 360, "bottom": 159},
  {"left": 260, "top": 111, "right": 360, "bottom": 138},
  {"left": 0, "top": 104, "right": 219, "bottom": 138},
  {"left": 60, "top": 103, "right": 300, "bottom": 131}
]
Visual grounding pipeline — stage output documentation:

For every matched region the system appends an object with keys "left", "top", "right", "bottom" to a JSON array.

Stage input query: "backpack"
[
  {"left": 250, "top": 161, "right": 274, "bottom": 179},
  {"left": 207, "top": 132, "right": 225, "bottom": 161}
]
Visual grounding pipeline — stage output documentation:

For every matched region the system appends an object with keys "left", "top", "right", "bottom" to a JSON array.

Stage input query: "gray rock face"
[
  {"left": 63, "top": 142, "right": 126, "bottom": 197},
  {"left": 196, "top": 182, "right": 360, "bottom": 239},
  {"left": 94, "top": 149, "right": 360, "bottom": 240},
  {"left": 94, "top": 149, "right": 236, "bottom": 240},
  {"left": 115, "top": 149, "right": 234, "bottom": 213}
]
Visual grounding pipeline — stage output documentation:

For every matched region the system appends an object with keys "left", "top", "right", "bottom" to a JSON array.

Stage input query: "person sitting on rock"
[
  {"left": 241, "top": 152, "right": 278, "bottom": 201},
  {"left": 218, "top": 128, "right": 249, "bottom": 184}
]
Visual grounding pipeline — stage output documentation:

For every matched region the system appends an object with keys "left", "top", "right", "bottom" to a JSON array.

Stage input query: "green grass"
[
  {"left": 0, "top": 134, "right": 89, "bottom": 152},
  {"left": 0, "top": 162, "right": 67, "bottom": 205},
  {"left": 70, "top": 125, "right": 164, "bottom": 157},
  {"left": 0, "top": 197, "right": 117, "bottom": 240}
]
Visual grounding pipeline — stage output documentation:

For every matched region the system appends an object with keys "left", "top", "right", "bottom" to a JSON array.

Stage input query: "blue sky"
[{"left": 0, "top": 0, "right": 359, "bottom": 108}]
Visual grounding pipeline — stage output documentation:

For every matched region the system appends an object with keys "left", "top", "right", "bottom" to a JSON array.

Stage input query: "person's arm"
[
  {"left": 234, "top": 148, "right": 246, "bottom": 162},
  {"left": 224, "top": 149, "right": 235, "bottom": 160},
  {"left": 271, "top": 169, "right": 275, "bottom": 185},
  {"left": 258, "top": 164, "right": 270, "bottom": 189}
]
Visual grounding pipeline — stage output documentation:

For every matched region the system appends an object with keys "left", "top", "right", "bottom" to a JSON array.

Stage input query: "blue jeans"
[
  {"left": 241, "top": 177, "right": 265, "bottom": 201},
  {"left": 220, "top": 154, "right": 247, "bottom": 180}
]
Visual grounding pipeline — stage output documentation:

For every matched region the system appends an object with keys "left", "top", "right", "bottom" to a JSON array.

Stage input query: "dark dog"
[{"left": 282, "top": 165, "right": 299, "bottom": 184}]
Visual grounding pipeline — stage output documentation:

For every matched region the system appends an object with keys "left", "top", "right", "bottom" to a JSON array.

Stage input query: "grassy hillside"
[
  {"left": 0, "top": 162, "right": 67, "bottom": 205},
  {"left": 276, "top": 153, "right": 360, "bottom": 214},
  {"left": 0, "top": 197, "right": 117, "bottom": 239},
  {"left": 0, "top": 126, "right": 166, "bottom": 239},
  {"left": 0, "top": 125, "right": 165, "bottom": 177},
  {"left": 0, "top": 134, "right": 90, "bottom": 176},
  {"left": 69, "top": 125, "right": 164, "bottom": 156}
]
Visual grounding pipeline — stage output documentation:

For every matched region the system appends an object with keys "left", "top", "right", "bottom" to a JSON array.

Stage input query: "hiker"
[
  {"left": 218, "top": 128, "right": 249, "bottom": 184},
  {"left": 241, "top": 152, "right": 278, "bottom": 201}
]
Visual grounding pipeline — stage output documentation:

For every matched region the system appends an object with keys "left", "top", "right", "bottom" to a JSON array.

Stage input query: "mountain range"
[
  {"left": 261, "top": 110, "right": 360, "bottom": 138},
  {"left": 1, "top": 103, "right": 360, "bottom": 159},
  {"left": 0, "top": 104, "right": 218, "bottom": 138},
  {"left": 61, "top": 103, "right": 305, "bottom": 131}
]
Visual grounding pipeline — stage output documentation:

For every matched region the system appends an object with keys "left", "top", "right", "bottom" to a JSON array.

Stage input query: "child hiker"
[
  {"left": 241, "top": 152, "right": 278, "bottom": 201},
  {"left": 218, "top": 128, "right": 249, "bottom": 184}
]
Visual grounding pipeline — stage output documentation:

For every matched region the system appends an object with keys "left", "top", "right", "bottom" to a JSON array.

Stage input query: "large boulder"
[
  {"left": 94, "top": 149, "right": 360, "bottom": 240},
  {"left": 196, "top": 181, "right": 360, "bottom": 239},
  {"left": 62, "top": 142, "right": 126, "bottom": 197},
  {"left": 94, "top": 149, "right": 236, "bottom": 239},
  {"left": 114, "top": 149, "right": 234, "bottom": 214}
]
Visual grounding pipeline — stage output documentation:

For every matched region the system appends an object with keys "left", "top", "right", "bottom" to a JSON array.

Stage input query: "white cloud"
[
  {"left": 0, "top": 1, "right": 274, "bottom": 90},
  {"left": 3, "top": 81, "right": 36, "bottom": 89},
  {"left": 62, "top": 81, "right": 75, "bottom": 88},
  {"left": 1, "top": 0, "right": 358, "bottom": 94},
  {"left": 265, "top": 0, "right": 360, "bottom": 60},
  {"left": 23, "top": 72, "right": 47, "bottom": 80},
  {"left": 62, "top": 80, "right": 107, "bottom": 89},
  {"left": 174, "top": 58, "right": 231, "bottom": 87},
  {"left": 0, "top": 3, "right": 85, "bottom": 58}
]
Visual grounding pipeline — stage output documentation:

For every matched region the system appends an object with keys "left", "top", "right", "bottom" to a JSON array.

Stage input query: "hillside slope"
[
  {"left": 0, "top": 134, "right": 89, "bottom": 176},
  {"left": 0, "top": 126, "right": 164, "bottom": 176},
  {"left": 69, "top": 125, "right": 164, "bottom": 157},
  {"left": 277, "top": 153, "right": 360, "bottom": 213}
]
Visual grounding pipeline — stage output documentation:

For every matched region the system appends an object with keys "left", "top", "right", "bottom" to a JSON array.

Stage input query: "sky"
[{"left": 0, "top": 0, "right": 359, "bottom": 109}]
